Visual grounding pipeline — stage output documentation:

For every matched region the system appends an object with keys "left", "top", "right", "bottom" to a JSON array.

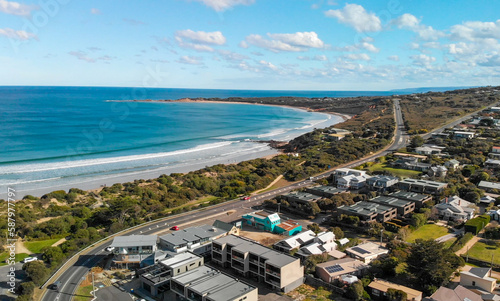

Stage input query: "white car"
[
  {"left": 22, "top": 257, "right": 38, "bottom": 263},
  {"left": 105, "top": 246, "right": 115, "bottom": 252}
]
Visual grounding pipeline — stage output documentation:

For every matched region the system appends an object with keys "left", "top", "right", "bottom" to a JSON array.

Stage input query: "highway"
[{"left": 41, "top": 99, "right": 407, "bottom": 301}]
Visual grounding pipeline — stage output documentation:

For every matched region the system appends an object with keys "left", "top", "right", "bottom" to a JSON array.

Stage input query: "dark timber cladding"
[
  {"left": 337, "top": 201, "right": 397, "bottom": 222},
  {"left": 368, "top": 196, "right": 415, "bottom": 217},
  {"left": 388, "top": 191, "right": 432, "bottom": 209}
]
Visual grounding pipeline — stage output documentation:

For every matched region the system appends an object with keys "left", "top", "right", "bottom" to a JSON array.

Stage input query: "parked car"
[
  {"left": 171, "top": 226, "right": 180, "bottom": 231},
  {"left": 22, "top": 257, "right": 37, "bottom": 263},
  {"left": 105, "top": 246, "right": 115, "bottom": 252}
]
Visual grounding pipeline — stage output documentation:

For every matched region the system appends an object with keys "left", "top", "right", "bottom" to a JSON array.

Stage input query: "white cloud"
[
  {"left": 175, "top": 30, "right": 226, "bottom": 52},
  {"left": 388, "top": 55, "right": 399, "bottom": 61},
  {"left": 450, "top": 20, "right": 500, "bottom": 41},
  {"left": 313, "top": 55, "right": 328, "bottom": 61},
  {"left": 259, "top": 60, "right": 278, "bottom": 71},
  {"left": 0, "top": 28, "right": 36, "bottom": 40},
  {"left": 344, "top": 53, "right": 371, "bottom": 61},
  {"left": 0, "top": 0, "right": 35, "bottom": 16},
  {"left": 238, "top": 41, "right": 249, "bottom": 49},
  {"left": 190, "top": 0, "right": 254, "bottom": 12},
  {"left": 217, "top": 49, "right": 248, "bottom": 61},
  {"left": 244, "top": 31, "right": 325, "bottom": 52},
  {"left": 325, "top": 4, "right": 381, "bottom": 32},
  {"left": 90, "top": 8, "right": 101, "bottom": 15},
  {"left": 411, "top": 54, "right": 436, "bottom": 66},
  {"left": 68, "top": 51, "right": 115, "bottom": 63},
  {"left": 478, "top": 53, "right": 500, "bottom": 67},
  {"left": 335, "top": 40, "right": 379, "bottom": 53},
  {"left": 177, "top": 55, "right": 204, "bottom": 65},
  {"left": 392, "top": 13, "right": 444, "bottom": 40}
]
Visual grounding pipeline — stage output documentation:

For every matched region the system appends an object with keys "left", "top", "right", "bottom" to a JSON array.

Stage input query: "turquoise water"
[{"left": 3, "top": 86, "right": 384, "bottom": 198}]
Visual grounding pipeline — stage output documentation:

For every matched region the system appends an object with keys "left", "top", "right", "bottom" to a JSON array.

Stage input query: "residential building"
[
  {"left": 423, "top": 285, "right": 482, "bottom": 301},
  {"left": 326, "top": 128, "right": 351, "bottom": 141},
  {"left": 368, "top": 279, "right": 422, "bottom": 301},
  {"left": 485, "top": 159, "right": 500, "bottom": 169},
  {"left": 337, "top": 173, "right": 372, "bottom": 190},
  {"left": 428, "top": 165, "right": 448, "bottom": 178},
  {"left": 138, "top": 252, "right": 204, "bottom": 297},
  {"left": 333, "top": 168, "right": 369, "bottom": 185},
  {"left": 460, "top": 268, "right": 496, "bottom": 293},
  {"left": 281, "top": 191, "right": 322, "bottom": 205},
  {"left": 345, "top": 242, "right": 389, "bottom": 264},
  {"left": 478, "top": 181, "right": 500, "bottom": 192},
  {"left": 492, "top": 146, "right": 500, "bottom": 154},
  {"left": 212, "top": 235, "right": 304, "bottom": 293},
  {"left": 295, "top": 232, "right": 337, "bottom": 259},
  {"left": 415, "top": 145, "right": 444, "bottom": 155},
  {"left": 337, "top": 201, "right": 397, "bottom": 223},
  {"left": 158, "top": 225, "right": 228, "bottom": 256},
  {"left": 305, "top": 185, "right": 344, "bottom": 198},
  {"left": 365, "top": 175, "right": 399, "bottom": 192},
  {"left": 444, "top": 159, "right": 460, "bottom": 170},
  {"left": 316, "top": 258, "right": 368, "bottom": 283},
  {"left": 274, "top": 219, "right": 302, "bottom": 236},
  {"left": 212, "top": 220, "right": 240, "bottom": 236},
  {"left": 488, "top": 209, "right": 500, "bottom": 221},
  {"left": 480, "top": 195, "right": 496, "bottom": 205},
  {"left": 391, "top": 156, "right": 431, "bottom": 172},
  {"left": 453, "top": 131, "right": 476, "bottom": 139},
  {"left": 368, "top": 196, "right": 415, "bottom": 217},
  {"left": 396, "top": 179, "right": 447, "bottom": 195},
  {"left": 241, "top": 211, "right": 281, "bottom": 232},
  {"left": 434, "top": 196, "right": 476, "bottom": 222},
  {"left": 388, "top": 191, "right": 432, "bottom": 209},
  {"left": 170, "top": 265, "right": 258, "bottom": 301},
  {"left": 109, "top": 235, "right": 158, "bottom": 268},
  {"left": 273, "top": 230, "right": 316, "bottom": 253},
  {"left": 431, "top": 132, "right": 450, "bottom": 140}
]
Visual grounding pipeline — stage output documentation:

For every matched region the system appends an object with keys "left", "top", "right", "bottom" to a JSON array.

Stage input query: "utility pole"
[
  {"left": 90, "top": 269, "right": 95, "bottom": 298},
  {"left": 466, "top": 245, "right": 469, "bottom": 262},
  {"left": 380, "top": 229, "right": 383, "bottom": 247}
]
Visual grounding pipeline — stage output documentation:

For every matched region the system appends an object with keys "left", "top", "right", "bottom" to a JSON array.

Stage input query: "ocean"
[{"left": 0, "top": 86, "right": 398, "bottom": 200}]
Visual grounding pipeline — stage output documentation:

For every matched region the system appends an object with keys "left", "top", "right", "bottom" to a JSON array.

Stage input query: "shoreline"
[{"left": 7, "top": 101, "right": 350, "bottom": 200}]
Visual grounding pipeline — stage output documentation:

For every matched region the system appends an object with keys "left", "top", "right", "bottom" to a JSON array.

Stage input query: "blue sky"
[{"left": 1, "top": 0, "right": 500, "bottom": 90}]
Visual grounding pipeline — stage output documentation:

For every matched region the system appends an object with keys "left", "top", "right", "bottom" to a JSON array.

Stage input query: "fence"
[{"left": 304, "top": 274, "right": 345, "bottom": 294}]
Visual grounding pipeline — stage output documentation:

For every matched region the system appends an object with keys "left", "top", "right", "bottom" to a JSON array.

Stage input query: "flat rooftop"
[
  {"left": 389, "top": 191, "right": 431, "bottom": 202},
  {"left": 160, "top": 252, "right": 202, "bottom": 269},
  {"left": 276, "top": 219, "right": 301, "bottom": 231},
  {"left": 346, "top": 242, "right": 388, "bottom": 257},
  {"left": 110, "top": 235, "right": 157, "bottom": 248},
  {"left": 369, "top": 196, "right": 413, "bottom": 208},
  {"left": 159, "top": 224, "right": 224, "bottom": 246},
  {"left": 307, "top": 185, "right": 344, "bottom": 194},
  {"left": 282, "top": 191, "right": 321, "bottom": 202},
  {"left": 398, "top": 178, "right": 447, "bottom": 187},
  {"left": 339, "top": 201, "right": 395, "bottom": 216}
]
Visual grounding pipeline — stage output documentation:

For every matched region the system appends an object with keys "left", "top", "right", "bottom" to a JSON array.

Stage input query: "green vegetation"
[
  {"left": 359, "top": 162, "right": 422, "bottom": 178},
  {"left": 0, "top": 253, "right": 29, "bottom": 266},
  {"left": 450, "top": 233, "right": 474, "bottom": 252},
  {"left": 74, "top": 285, "right": 94, "bottom": 301},
  {"left": 464, "top": 215, "right": 491, "bottom": 235},
  {"left": 467, "top": 240, "right": 500, "bottom": 265},
  {"left": 441, "top": 237, "right": 458, "bottom": 250},
  {"left": 406, "top": 224, "right": 450, "bottom": 243},
  {"left": 25, "top": 238, "right": 61, "bottom": 254}
]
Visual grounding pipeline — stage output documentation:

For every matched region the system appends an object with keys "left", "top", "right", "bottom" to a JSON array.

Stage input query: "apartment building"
[
  {"left": 159, "top": 225, "right": 228, "bottom": 256},
  {"left": 337, "top": 201, "right": 397, "bottom": 223}
]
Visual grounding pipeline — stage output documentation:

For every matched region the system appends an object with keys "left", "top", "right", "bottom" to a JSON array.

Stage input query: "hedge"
[{"left": 464, "top": 215, "right": 491, "bottom": 235}]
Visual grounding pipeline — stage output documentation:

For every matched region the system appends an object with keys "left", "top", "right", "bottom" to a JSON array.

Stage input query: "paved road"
[
  {"left": 41, "top": 99, "right": 408, "bottom": 301},
  {"left": 0, "top": 262, "right": 24, "bottom": 301}
]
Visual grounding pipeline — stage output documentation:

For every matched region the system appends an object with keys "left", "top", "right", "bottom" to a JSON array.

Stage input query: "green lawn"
[
  {"left": 74, "top": 285, "right": 93, "bottom": 301},
  {"left": 361, "top": 162, "right": 422, "bottom": 178},
  {"left": 0, "top": 253, "right": 30, "bottom": 266},
  {"left": 25, "top": 238, "right": 61, "bottom": 253},
  {"left": 468, "top": 240, "right": 500, "bottom": 265},
  {"left": 406, "top": 224, "right": 450, "bottom": 243},
  {"left": 441, "top": 237, "right": 458, "bottom": 250}
]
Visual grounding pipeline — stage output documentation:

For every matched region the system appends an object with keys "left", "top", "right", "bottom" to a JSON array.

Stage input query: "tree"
[
  {"left": 329, "top": 226, "right": 344, "bottom": 239},
  {"left": 387, "top": 288, "right": 407, "bottom": 301},
  {"left": 345, "top": 281, "right": 366, "bottom": 301},
  {"left": 410, "top": 213, "right": 427, "bottom": 229},
  {"left": 410, "top": 135, "right": 425, "bottom": 148},
  {"left": 23, "top": 260, "right": 49, "bottom": 285},
  {"left": 307, "top": 223, "right": 321, "bottom": 234}
]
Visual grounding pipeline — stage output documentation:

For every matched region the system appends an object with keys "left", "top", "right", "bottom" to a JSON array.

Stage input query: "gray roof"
[
  {"left": 159, "top": 224, "right": 225, "bottom": 246},
  {"left": 369, "top": 196, "right": 413, "bottom": 208},
  {"left": 307, "top": 185, "right": 344, "bottom": 195},
  {"left": 479, "top": 181, "right": 500, "bottom": 190},
  {"left": 110, "top": 235, "right": 157, "bottom": 248},
  {"left": 339, "top": 201, "right": 396, "bottom": 216},
  {"left": 468, "top": 267, "right": 491, "bottom": 279},
  {"left": 214, "top": 235, "right": 298, "bottom": 268},
  {"left": 212, "top": 220, "right": 236, "bottom": 232},
  {"left": 282, "top": 191, "right": 321, "bottom": 202},
  {"left": 398, "top": 178, "right": 447, "bottom": 188},
  {"left": 389, "top": 191, "right": 431, "bottom": 202}
]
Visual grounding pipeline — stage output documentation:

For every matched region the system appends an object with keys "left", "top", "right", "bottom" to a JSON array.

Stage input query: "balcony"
[
  {"left": 265, "top": 277, "right": 281, "bottom": 287},
  {"left": 265, "top": 269, "right": 281, "bottom": 277},
  {"left": 232, "top": 255, "right": 245, "bottom": 262}
]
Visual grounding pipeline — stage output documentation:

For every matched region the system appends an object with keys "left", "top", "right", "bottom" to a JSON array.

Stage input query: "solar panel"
[
  {"left": 325, "top": 264, "right": 344, "bottom": 273},
  {"left": 351, "top": 247, "right": 370, "bottom": 254}
]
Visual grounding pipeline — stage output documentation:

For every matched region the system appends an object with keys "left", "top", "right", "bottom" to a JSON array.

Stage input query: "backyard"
[
  {"left": 406, "top": 224, "right": 450, "bottom": 243},
  {"left": 359, "top": 162, "right": 422, "bottom": 178},
  {"left": 467, "top": 240, "right": 500, "bottom": 265}
]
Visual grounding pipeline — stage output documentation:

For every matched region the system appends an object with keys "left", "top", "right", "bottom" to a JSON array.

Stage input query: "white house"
[
  {"left": 444, "top": 159, "right": 460, "bottom": 170},
  {"left": 434, "top": 196, "right": 476, "bottom": 222}
]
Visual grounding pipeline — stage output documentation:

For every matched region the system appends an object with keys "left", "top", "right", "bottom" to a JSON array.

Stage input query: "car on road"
[
  {"left": 22, "top": 257, "right": 38, "bottom": 263},
  {"left": 105, "top": 246, "right": 115, "bottom": 252},
  {"left": 171, "top": 226, "right": 180, "bottom": 231},
  {"left": 50, "top": 281, "right": 62, "bottom": 291},
  {"left": 241, "top": 196, "right": 251, "bottom": 200}
]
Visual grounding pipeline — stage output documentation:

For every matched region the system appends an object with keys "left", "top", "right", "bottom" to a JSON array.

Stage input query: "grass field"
[
  {"left": 406, "top": 224, "right": 450, "bottom": 243},
  {"left": 288, "top": 285, "right": 350, "bottom": 301},
  {"left": 468, "top": 240, "right": 500, "bottom": 265},
  {"left": 74, "top": 285, "right": 93, "bottom": 301},
  {"left": 25, "top": 238, "right": 61, "bottom": 253},
  {"left": 362, "top": 162, "right": 422, "bottom": 178},
  {"left": 441, "top": 237, "right": 458, "bottom": 250},
  {"left": 0, "top": 253, "right": 29, "bottom": 266}
]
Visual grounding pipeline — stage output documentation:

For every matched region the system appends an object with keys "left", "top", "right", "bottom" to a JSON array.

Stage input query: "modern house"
[
  {"left": 212, "top": 235, "right": 304, "bottom": 293},
  {"left": 333, "top": 168, "right": 370, "bottom": 188},
  {"left": 212, "top": 220, "right": 240, "bottom": 236},
  {"left": 305, "top": 185, "right": 345, "bottom": 198},
  {"left": 368, "top": 196, "right": 416, "bottom": 217},
  {"left": 480, "top": 195, "right": 496, "bottom": 205},
  {"left": 391, "top": 153, "right": 430, "bottom": 172},
  {"left": 337, "top": 172, "right": 372, "bottom": 190},
  {"left": 396, "top": 179, "right": 447, "bottom": 195},
  {"left": 345, "top": 242, "right": 389, "bottom": 264},
  {"left": 109, "top": 235, "right": 158, "bottom": 268},
  {"left": 423, "top": 285, "right": 482, "bottom": 301},
  {"left": 170, "top": 265, "right": 258, "bottom": 301},
  {"left": 478, "top": 181, "right": 500, "bottom": 192},
  {"left": 158, "top": 225, "right": 228, "bottom": 256},
  {"left": 295, "top": 232, "right": 337, "bottom": 259},
  {"left": 365, "top": 175, "right": 399, "bottom": 192},
  {"left": 453, "top": 131, "right": 476, "bottom": 140},
  {"left": 273, "top": 230, "right": 317, "bottom": 253},
  {"left": 368, "top": 279, "right": 422, "bottom": 301},
  {"left": 274, "top": 219, "right": 302, "bottom": 236},
  {"left": 337, "top": 201, "right": 397, "bottom": 223},
  {"left": 434, "top": 196, "right": 476, "bottom": 222},
  {"left": 444, "top": 159, "right": 460, "bottom": 170},
  {"left": 388, "top": 191, "right": 432, "bottom": 209},
  {"left": 138, "top": 252, "right": 205, "bottom": 297},
  {"left": 485, "top": 159, "right": 500, "bottom": 169},
  {"left": 428, "top": 165, "right": 448, "bottom": 178},
  {"left": 316, "top": 258, "right": 368, "bottom": 283},
  {"left": 281, "top": 191, "right": 322, "bottom": 205},
  {"left": 460, "top": 267, "right": 496, "bottom": 293},
  {"left": 242, "top": 211, "right": 281, "bottom": 233},
  {"left": 415, "top": 145, "right": 444, "bottom": 155}
]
